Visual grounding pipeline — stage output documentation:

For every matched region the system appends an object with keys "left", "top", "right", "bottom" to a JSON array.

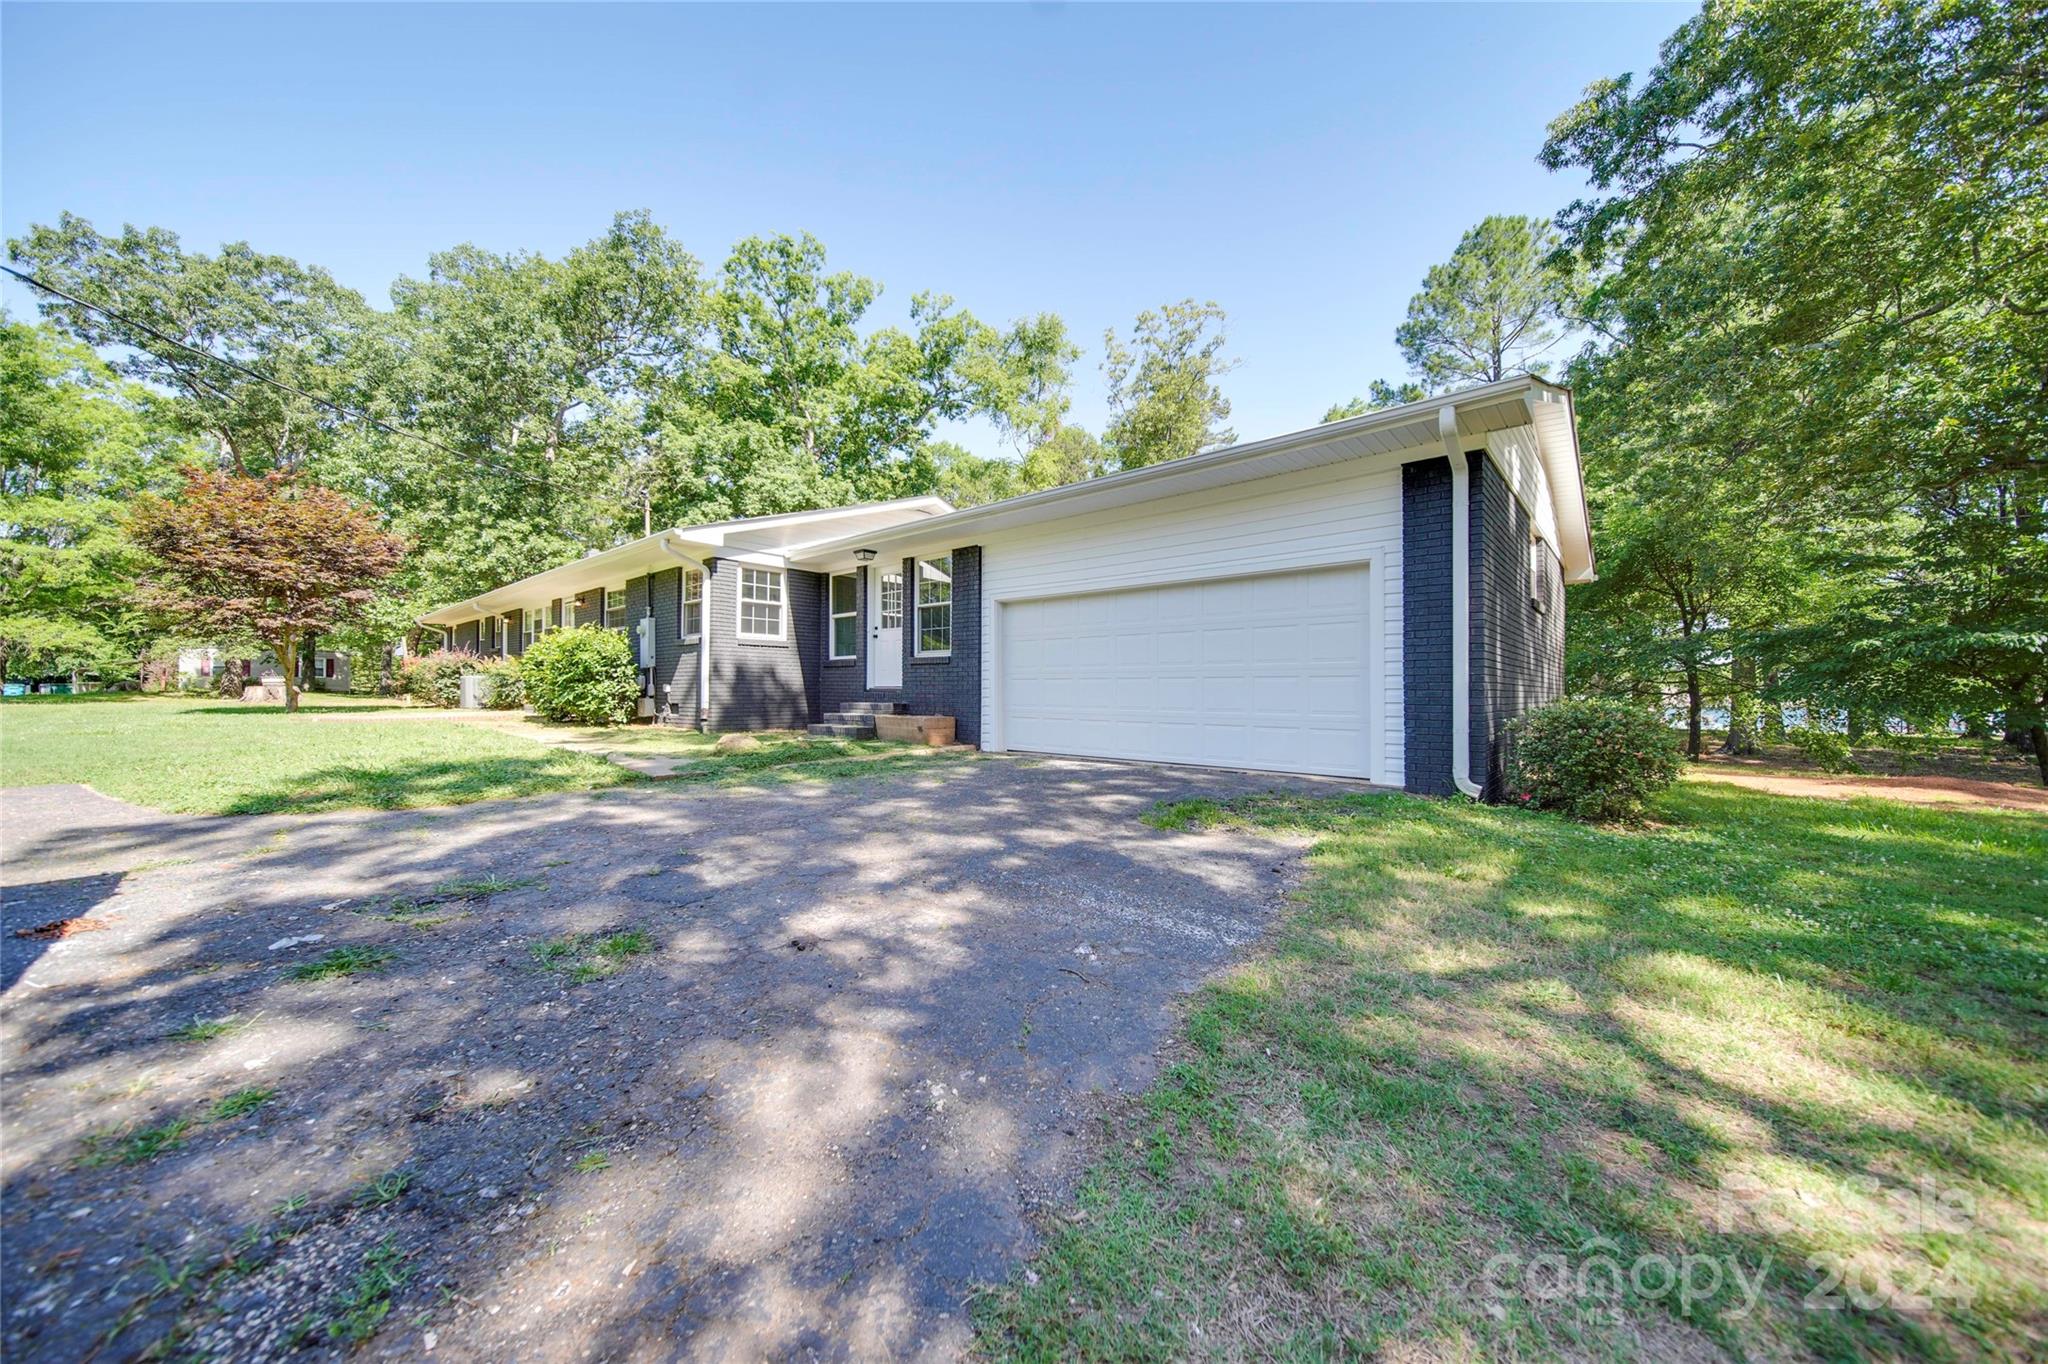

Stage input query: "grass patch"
[
  {"left": 205, "top": 1087, "right": 277, "bottom": 1121},
  {"left": 353, "top": 1169, "right": 412, "bottom": 1208},
  {"left": 574, "top": 1151, "right": 611, "bottom": 1174},
  {"left": 0, "top": 694, "right": 632, "bottom": 814},
  {"left": 166, "top": 1013, "right": 250, "bottom": 1043},
  {"left": 637, "top": 729, "right": 970, "bottom": 785},
  {"left": 530, "top": 928, "right": 656, "bottom": 984},
  {"left": 285, "top": 946, "right": 396, "bottom": 981},
  {"left": 978, "top": 783, "right": 2048, "bottom": 1362},
  {"left": 292, "top": 1236, "right": 413, "bottom": 1347},
  {"left": 80, "top": 1116, "right": 193, "bottom": 1167}
]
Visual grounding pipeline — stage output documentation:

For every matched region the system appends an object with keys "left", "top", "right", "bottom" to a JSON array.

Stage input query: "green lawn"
[
  {"left": 0, "top": 695, "right": 633, "bottom": 814},
  {"left": 976, "top": 781, "right": 2047, "bottom": 1362},
  {"left": 454, "top": 714, "right": 975, "bottom": 787},
  {"left": 1, "top": 696, "right": 973, "bottom": 814}
]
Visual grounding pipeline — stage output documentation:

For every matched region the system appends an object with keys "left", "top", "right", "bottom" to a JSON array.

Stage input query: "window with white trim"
[
  {"left": 478, "top": 617, "right": 495, "bottom": 654},
  {"left": 1529, "top": 535, "right": 1549, "bottom": 613},
  {"left": 738, "top": 567, "right": 784, "bottom": 640},
  {"left": 878, "top": 570, "right": 903, "bottom": 630},
  {"left": 915, "top": 554, "right": 952, "bottom": 657},
  {"left": 525, "top": 608, "right": 544, "bottom": 649},
  {"left": 605, "top": 587, "right": 628, "bottom": 630},
  {"left": 681, "top": 570, "right": 703, "bottom": 639},
  {"left": 829, "top": 573, "right": 857, "bottom": 659}
]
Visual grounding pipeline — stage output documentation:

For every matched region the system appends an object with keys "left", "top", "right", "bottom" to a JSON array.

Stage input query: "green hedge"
[{"left": 519, "top": 626, "right": 638, "bottom": 725}]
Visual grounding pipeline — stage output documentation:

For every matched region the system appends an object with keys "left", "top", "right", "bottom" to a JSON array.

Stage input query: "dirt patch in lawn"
[{"left": 1689, "top": 756, "right": 2048, "bottom": 812}]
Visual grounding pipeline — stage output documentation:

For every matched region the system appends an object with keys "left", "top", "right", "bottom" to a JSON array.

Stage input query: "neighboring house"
[
  {"left": 418, "top": 375, "right": 1592, "bottom": 798},
  {"left": 176, "top": 647, "right": 352, "bottom": 692}
]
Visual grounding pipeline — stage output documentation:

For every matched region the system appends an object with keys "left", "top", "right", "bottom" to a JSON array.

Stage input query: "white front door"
[{"left": 868, "top": 565, "right": 904, "bottom": 689}]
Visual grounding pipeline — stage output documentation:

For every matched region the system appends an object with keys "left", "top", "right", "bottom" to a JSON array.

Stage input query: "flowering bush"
[
  {"left": 476, "top": 655, "right": 525, "bottom": 710},
  {"left": 519, "top": 626, "right": 637, "bottom": 725},
  {"left": 399, "top": 649, "right": 477, "bottom": 708},
  {"left": 1504, "top": 698, "right": 1683, "bottom": 823}
]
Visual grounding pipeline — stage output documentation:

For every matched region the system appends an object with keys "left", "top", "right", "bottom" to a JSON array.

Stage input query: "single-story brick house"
[{"left": 419, "top": 375, "right": 1592, "bottom": 798}]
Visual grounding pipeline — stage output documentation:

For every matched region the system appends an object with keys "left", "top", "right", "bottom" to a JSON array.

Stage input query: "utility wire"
[{"left": 2, "top": 262, "right": 549, "bottom": 488}]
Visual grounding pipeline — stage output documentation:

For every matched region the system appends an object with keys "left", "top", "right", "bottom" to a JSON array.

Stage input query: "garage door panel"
[{"left": 1000, "top": 566, "right": 1373, "bottom": 779}]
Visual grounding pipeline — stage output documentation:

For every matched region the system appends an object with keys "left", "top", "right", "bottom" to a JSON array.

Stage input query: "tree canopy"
[{"left": 127, "top": 470, "right": 407, "bottom": 712}]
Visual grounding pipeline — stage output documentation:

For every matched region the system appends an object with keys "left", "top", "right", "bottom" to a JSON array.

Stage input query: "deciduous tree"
[
  {"left": 1102, "top": 300, "right": 1237, "bottom": 469},
  {"left": 0, "top": 319, "right": 201, "bottom": 680},
  {"left": 127, "top": 471, "right": 406, "bottom": 712}
]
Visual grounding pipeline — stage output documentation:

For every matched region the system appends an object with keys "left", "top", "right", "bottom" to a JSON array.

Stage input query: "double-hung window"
[
  {"left": 738, "top": 567, "right": 784, "bottom": 641},
  {"left": 605, "top": 587, "right": 628, "bottom": 631},
  {"left": 1529, "top": 535, "right": 1549, "bottom": 613},
  {"left": 915, "top": 554, "right": 952, "bottom": 657},
  {"left": 525, "top": 608, "right": 544, "bottom": 650},
  {"left": 681, "top": 570, "right": 703, "bottom": 639},
  {"left": 828, "top": 573, "right": 858, "bottom": 660}
]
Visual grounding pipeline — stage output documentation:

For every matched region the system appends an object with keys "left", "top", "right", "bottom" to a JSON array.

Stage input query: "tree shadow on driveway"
[{"left": 1, "top": 758, "right": 1330, "bottom": 1360}]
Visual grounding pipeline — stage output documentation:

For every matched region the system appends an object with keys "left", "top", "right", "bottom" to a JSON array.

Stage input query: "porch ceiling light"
[{"left": 853, "top": 548, "right": 877, "bottom": 562}]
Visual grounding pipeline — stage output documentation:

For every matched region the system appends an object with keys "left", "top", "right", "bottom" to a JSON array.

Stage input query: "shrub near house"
[
  {"left": 519, "top": 626, "right": 637, "bottom": 725},
  {"left": 1505, "top": 698, "right": 1682, "bottom": 822}
]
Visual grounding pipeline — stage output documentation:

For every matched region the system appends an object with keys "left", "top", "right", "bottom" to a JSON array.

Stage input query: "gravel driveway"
[{"left": 1, "top": 756, "right": 1323, "bottom": 1361}]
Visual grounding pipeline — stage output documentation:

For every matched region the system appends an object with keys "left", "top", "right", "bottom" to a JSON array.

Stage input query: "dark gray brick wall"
[
  {"left": 816, "top": 546, "right": 981, "bottom": 744},
  {"left": 501, "top": 613, "right": 521, "bottom": 659},
  {"left": 451, "top": 620, "right": 479, "bottom": 653},
  {"left": 622, "top": 567, "right": 702, "bottom": 722},
  {"left": 704, "top": 559, "right": 814, "bottom": 730},
  {"left": 1471, "top": 458, "right": 1566, "bottom": 799},
  {"left": 549, "top": 597, "right": 564, "bottom": 630},
  {"left": 1402, "top": 458, "right": 1454, "bottom": 796},
  {"left": 1404, "top": 451, "right": 1568, "bottom": 801},
  {"left": 572, "top": 589, "right": 601, "bottom": 628}
]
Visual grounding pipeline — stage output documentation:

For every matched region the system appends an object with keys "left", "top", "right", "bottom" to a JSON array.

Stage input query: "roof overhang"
[
  {"left": 417, "top": 495, "right": 953, "bottom": 626},
  {"left": 789, "top": 375, "right": 1595, "bottom": 581}
]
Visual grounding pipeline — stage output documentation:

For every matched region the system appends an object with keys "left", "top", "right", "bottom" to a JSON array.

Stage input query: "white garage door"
[{"left": 999, "top": 565, "right": 1375, "bottom": 778}]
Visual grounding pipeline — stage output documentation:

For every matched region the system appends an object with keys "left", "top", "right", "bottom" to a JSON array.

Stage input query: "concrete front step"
[
  {"left": 835, "top": 701, "right": 906, "bottom": 715},
  {"left": 808, "top": 721, "right": 874, "bottom": 738}
]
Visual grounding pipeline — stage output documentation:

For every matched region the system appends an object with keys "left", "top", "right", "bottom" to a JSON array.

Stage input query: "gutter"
[
  {"left": 660, "top": 536, "right": 712, "bottom": 731},
  {"left": 1441, "top": 405, "right": 1484, "bottom": 800},
  {"left": 796, "top": 374, "right": 1571, "bottom": 564}
]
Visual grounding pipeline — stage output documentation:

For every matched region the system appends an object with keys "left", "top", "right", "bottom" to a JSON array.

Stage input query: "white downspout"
[
  {"left": 660, "top": 536, "right": 712, "bottom": 731},
  {"left": 1441, "top": 405, "right": 1484, "bottom": 799}
]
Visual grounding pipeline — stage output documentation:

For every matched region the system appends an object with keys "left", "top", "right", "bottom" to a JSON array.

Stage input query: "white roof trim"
[
  {"left": 417, "top": 496, "right": 952, "bottom": 625},
  {"left": 790, "top": 375, "right": 1595, "bottom": 576}
]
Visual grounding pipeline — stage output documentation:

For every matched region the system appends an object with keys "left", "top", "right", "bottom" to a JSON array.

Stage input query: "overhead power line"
[{"left": 2, "top": 262, "right": 547, "bottom": 488}]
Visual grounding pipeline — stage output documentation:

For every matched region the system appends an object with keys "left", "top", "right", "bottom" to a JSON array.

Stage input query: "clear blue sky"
[{"left": 2, "top": 2, "right": 1689, "bottom": 456}]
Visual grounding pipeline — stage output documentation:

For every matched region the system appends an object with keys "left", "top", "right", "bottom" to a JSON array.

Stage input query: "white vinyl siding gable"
[{"left": 976, "top": 455, "right": 1408, "bottom": 787}]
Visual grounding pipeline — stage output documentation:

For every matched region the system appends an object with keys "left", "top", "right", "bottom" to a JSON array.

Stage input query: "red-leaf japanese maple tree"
[{"left": 127, "top": 470, "right": 407, "bottom": 713}]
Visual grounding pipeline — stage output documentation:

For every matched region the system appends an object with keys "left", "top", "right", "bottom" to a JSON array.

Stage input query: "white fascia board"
[{"left": 788, "top": 375, "right": 1574, "bottom": 567}]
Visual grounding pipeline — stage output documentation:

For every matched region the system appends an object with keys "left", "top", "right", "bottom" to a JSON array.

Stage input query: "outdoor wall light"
[{"left": 853, "top": 548, "right": 877, "bottom": 562}]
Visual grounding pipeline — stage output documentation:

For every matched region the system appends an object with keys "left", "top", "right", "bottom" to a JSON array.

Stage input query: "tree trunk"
[
  {"left": 1722, "top": 655, "right": 1761, "bottom": 755},
  {"left": 276, "top": 629, "right": 299, "bottom": 714},
  {"left": 2032, "top": 725, "right": 2048, "bottom": 788},
  {"left": 1686, "top": 665, "right": 1704, "bottom": 760}
]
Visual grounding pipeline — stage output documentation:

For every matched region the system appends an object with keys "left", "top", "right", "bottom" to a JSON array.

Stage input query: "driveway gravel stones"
[{"left": 0, "top": 756, "right": 1339, "bottom": 1360}]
